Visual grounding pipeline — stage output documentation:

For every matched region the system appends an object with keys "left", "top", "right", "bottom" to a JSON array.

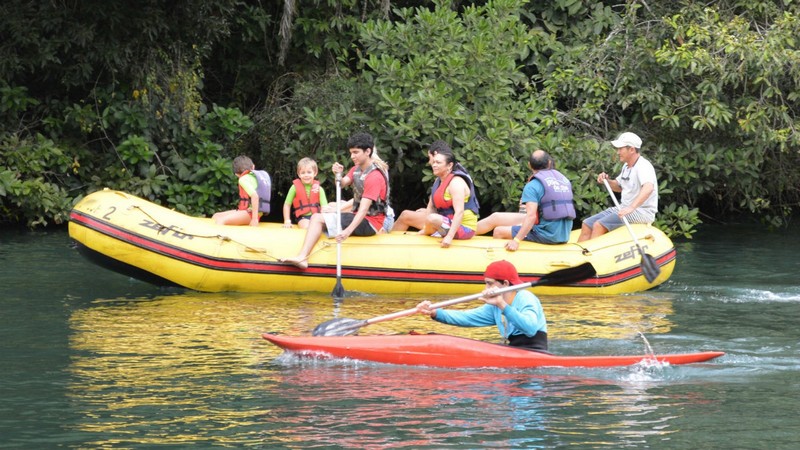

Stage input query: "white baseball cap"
[{"left": 611, "top": 132, "right": 642, "bottom": 149}]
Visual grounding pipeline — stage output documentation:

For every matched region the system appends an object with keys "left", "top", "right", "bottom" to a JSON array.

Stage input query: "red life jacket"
[
  {"left": 237, "top": 170, "right": 255, "bottom": 210},
  {"left": 432, "top": 173, "right": 453, "bottom": 212},
  {"left": 237, "top": 170, "right": 272, "bottom": 214},
  {"left": 432, "top": 172, "right": 479, "bottom": 217},
  {"left": 291, "top": 179, "right": 322, "bottom": 218}
]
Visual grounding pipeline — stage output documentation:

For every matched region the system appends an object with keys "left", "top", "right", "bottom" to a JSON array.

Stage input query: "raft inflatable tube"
[{"left": 68, "top": 189, "right": 676, "bottom": 295}]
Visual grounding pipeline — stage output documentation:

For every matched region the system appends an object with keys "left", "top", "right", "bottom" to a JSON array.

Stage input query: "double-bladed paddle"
[
  {"left": 602, "top": 178, "right": 661, "bottom": 283},
  {"left": 312, "top": 262, "right": 597, "bottom": 337}
]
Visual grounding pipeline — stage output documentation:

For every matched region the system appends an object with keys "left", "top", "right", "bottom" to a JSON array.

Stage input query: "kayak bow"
[{"left": 262, "top": 333, "right": 724, "bottom": 369}]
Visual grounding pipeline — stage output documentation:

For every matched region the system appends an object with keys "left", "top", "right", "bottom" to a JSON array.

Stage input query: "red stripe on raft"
[{"left": 70, "top": 211, "right": 674, "bottom": 287}]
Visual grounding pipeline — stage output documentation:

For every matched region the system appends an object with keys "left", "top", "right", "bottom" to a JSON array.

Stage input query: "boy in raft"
[
  {"left": 282, "top": 157, "right": 328, "bottom": 229},
  {"left": 416, "top": 260, "right": 548, "bottom": 351},
  {"left": 212, "top": 155, "right": 272, "bottom": 226},
  {"left": 281, "top": 132, "right": 389, "bottom": 269}
]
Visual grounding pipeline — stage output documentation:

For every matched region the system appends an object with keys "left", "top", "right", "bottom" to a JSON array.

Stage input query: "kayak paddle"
[
  {"left": 312, "top": 262, "right": 597, "bottom": 337},
  {"left": 602, "top": 178, "right": 660, "bottom": 283},
  {"left": 331, "top": 173, "right": 346, "bottom": 299}
]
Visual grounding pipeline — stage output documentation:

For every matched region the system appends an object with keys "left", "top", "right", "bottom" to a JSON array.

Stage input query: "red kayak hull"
[{"left": 262, "top": 333, "right": 724, "bottom": 369}]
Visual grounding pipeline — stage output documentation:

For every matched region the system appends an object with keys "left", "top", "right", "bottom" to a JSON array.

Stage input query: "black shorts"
[
  {"left": 324, "top": 212, "right": 376, "bottom": 237},
  {"left": 292, "top": 214, "right": 312, "bottom": 224},
  {"left": 508, "top": 331, "right": 548, "bottom": 351}
]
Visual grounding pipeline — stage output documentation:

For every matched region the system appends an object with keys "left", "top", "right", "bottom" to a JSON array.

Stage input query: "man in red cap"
[{"left": 416, "top": 260, "right": 548, "bottom": 350}]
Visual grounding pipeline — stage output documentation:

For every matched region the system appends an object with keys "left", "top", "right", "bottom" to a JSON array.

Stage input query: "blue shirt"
[
  {"left": 521, "top": 178, "right": 573, "bottom": 243},
  {"left": 434, "top": 290, "right": 547, "bottom": 338}
]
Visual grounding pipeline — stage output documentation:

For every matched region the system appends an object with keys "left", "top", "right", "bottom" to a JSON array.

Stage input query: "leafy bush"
[
  {"left": 537, "top": 1, "right": 800, "bottom": 233},
  {"left": 1, "top": 53, "right": 254, "bottom": 226},
  {"left": 3, "top": 0, "right": 800, "bottom": 239},
  {"left": 0, "top": 134, "right": 79, "bottom": 227}
]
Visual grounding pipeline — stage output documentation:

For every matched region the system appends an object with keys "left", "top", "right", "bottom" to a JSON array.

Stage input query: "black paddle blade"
[
  {"left": 535, "top": 262, "right": 596, "bottom": 286},
  {"left": 312, "top": 318, "right": 367, "bottom": 337},
  {"left": 640, "top": 252, "right": 661, "bottom": 283},
  {"left": 332, "top": 278, "right": 346, "bottom": 299}
]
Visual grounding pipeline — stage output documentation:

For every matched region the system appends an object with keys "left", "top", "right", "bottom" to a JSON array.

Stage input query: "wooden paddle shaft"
[
  {"left": 602, "top": 178, "right": 660, "bottom": 283},
  {"left": 602, "top": 178, "right": 645, "bottom": 248},
  {"left": 314, "top": 263, "right": 595, "bottom": 336},
  {"left": 364, "top": 281, "right": 533, "bottom": 326}
]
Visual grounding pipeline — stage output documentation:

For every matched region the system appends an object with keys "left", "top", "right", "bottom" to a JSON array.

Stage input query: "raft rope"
[{"left": 130, "top": 205, "right": 283, "bottom": 261}]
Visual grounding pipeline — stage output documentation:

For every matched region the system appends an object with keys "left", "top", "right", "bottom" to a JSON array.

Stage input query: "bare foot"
[{"left": 280, "top": 256, "right": 308, "bottom": 270}]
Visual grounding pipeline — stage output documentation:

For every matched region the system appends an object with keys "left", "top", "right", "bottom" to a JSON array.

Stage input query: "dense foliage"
[{"left": 2, "top": 0, "right": 799, "bottom": 236}]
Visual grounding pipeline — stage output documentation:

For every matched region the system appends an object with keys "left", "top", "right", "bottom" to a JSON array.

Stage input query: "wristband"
[{"left": 512, "top": 237, "right": 520, "bottom": 243}]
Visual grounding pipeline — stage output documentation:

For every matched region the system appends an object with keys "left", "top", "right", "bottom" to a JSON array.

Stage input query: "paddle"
[
  {"left": 601, "top": 178, "right": 660, "bottom": 283},
  {"left": 312, "top": 262, "right": 597, "bottom": 337},
  {"left": 331, "top": 173, "right": 346, "bottom": 299}
]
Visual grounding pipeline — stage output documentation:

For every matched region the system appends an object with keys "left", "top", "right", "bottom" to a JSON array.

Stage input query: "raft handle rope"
[
  {"left": 129, "top": 205, "right": 286, "bottom": 261},
  {"left": 130, "top": 205, "right": 365, "bottom": 262}
]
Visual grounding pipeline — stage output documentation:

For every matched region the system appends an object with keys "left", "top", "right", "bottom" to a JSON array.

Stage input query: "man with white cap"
[{"left": 577, "top": 131, "right": 658, "bottom": 242}]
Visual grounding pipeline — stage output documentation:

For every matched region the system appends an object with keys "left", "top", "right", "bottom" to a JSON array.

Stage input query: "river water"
[{"left": 1, "top": 224, "right": 798, "bottom": 449}]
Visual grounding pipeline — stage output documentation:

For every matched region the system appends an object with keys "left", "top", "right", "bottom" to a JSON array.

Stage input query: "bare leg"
[
  {"left": 476, "top": 212, "right": 525, "bottom": 235},
  {"left": 391, "top": 208, "right": 427, "bottom": 232},
  {"left": 577, "top": 223, "right": 592, "bottom": 242},
  {"left": 589, "top": 222, "right": 609, "bottom": 240},
  {"left": 213, "top": 210, "right": 252, "bottom": 226},
  {"left": 492, "top": 226, "right": 514, "bottom": 239},
  {"left": 422, "top": 213, "right": 444, "bottom": 235},
  {"left": 281, "top": 213, "right": 327, "bottom": 269},
  {"left": 297, "top": 217, "right": 310, "bottom": 229}
]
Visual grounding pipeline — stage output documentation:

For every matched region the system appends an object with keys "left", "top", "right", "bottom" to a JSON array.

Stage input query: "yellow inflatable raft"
[{"left": 68, "top": 189, "right": 676, "bottom": 295}]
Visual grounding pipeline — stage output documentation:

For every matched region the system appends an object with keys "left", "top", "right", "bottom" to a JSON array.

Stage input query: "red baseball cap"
[{"left": 484, "top": 260, "right": 523, "bottom": 285}]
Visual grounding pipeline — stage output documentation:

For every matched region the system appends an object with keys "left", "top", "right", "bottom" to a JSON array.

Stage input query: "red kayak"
[{"left": 262, "top": 333, "right": 725, "bottom": 369}]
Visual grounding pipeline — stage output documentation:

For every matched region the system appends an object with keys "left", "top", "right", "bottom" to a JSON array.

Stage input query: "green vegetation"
[{"left": 2, "top": 0, "right": 799, "bottom": 236}]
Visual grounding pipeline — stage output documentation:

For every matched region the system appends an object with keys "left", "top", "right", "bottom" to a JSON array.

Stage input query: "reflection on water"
[
  {"left": 66, "top": 293, "right": 312, "bottom": 446},
  {"left": 543, "top": 293, "right": 673, "bottom": 340},
  {"left": 9, "top": 227, "right": 800, "bottom": 448},
  {"left": 280, "top": 292, "right": 675, "bottom": 342},
  {"left": 64, "top": 291, "right": 678, "bottom": 447},
  {"left": 263, "top": 358, "right": 719, "bottom": 448},
  {"left": 266, "top": 363, "right": 589, "bottom": 448}
]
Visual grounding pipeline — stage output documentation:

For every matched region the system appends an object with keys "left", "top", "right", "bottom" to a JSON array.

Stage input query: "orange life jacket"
[
  {"left": 237, "top": 170, "right": 255, "bottom": 210},
  {"left": 291, "top": 179, "right": 322, "bottom": 218},
  {"left": 237, "top": 170, "right": 272, "bottom": 214},
  {"left": 431, "top": 172, "right": 479, "bottom": 217}
]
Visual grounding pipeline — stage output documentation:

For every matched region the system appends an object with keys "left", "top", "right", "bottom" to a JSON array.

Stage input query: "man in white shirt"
[{"left": 578, "top": 132, "right": 658, "bottom": 242}]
